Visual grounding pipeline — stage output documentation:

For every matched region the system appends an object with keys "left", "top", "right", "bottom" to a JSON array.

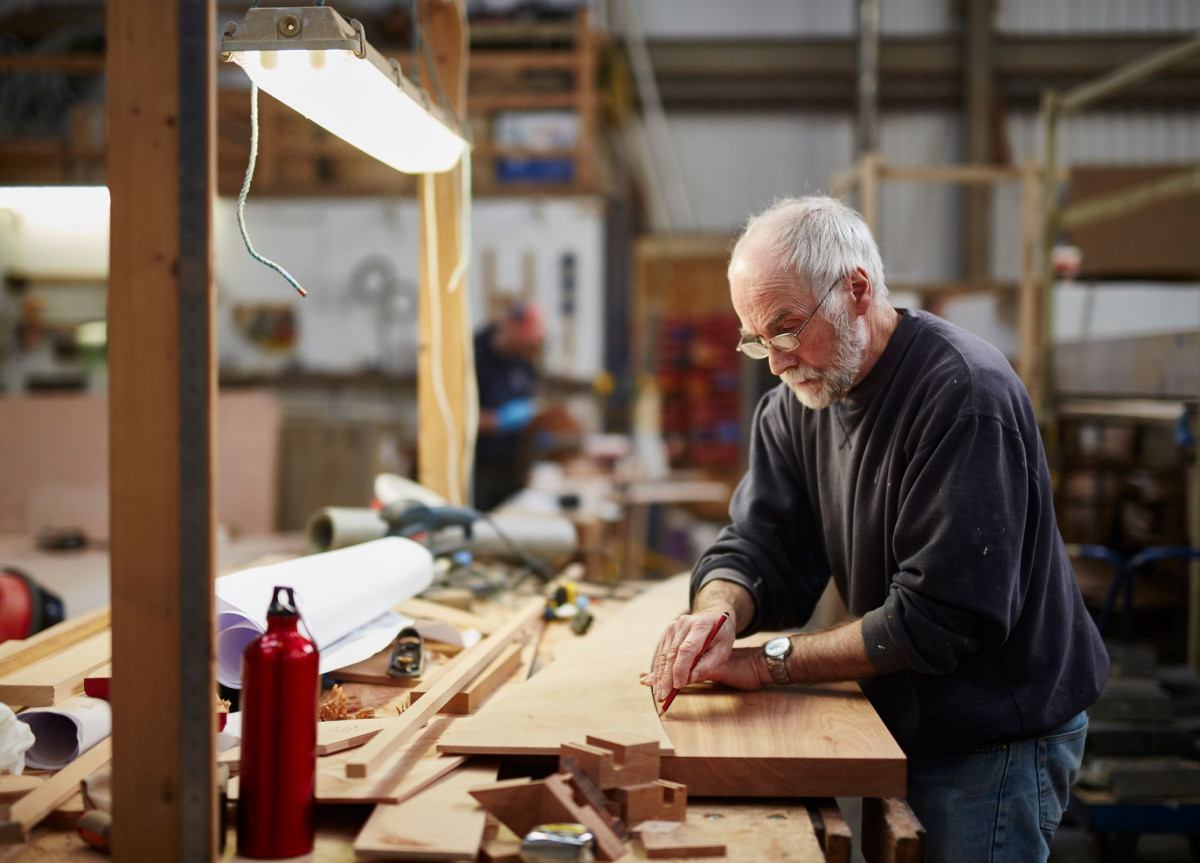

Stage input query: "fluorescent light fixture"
[{"left": 221, "top": 5, "right": 468, "bottom": 174}]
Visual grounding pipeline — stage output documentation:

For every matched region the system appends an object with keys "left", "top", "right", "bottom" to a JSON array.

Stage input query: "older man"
[{"left": 649, "top": 196, "right": 1108, "bottom": 863}]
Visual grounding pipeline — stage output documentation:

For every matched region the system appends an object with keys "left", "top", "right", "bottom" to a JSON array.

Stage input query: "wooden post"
[
  {"left": 574, "top": 8, "right": 597, "bottom": 192},
  {"left": 416, "top": 0, "right": 474, "bottom": 504},
  {"left": 1017, "top": 157, "right": 1042, "bottom": 409},
  {"left": 107, "top": 0, "right": 217, "bottom": 860},
  {"left": 858, "top": 152, "right": 882, "bottom": 239}
]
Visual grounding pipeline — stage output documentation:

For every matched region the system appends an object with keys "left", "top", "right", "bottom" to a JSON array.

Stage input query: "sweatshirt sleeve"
[
  {"left": 691, "top": 388, "right": 830, "bottom": 635},
  {"left": 861, "top": 411, "right": 1035, "bottom": 675}
]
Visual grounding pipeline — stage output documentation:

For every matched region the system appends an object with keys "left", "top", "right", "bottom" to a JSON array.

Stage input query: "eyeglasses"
[{"left": 736, "top": 276, "right": 843, "bottom": 360}]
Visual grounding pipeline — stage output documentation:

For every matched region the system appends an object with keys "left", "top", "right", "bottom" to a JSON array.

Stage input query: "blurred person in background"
[{"left": 473, "top": 303, "right": 544, "bottom": 511}]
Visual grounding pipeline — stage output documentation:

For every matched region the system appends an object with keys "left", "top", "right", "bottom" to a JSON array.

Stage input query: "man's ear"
[{"left": 848, "top": 267, "right": 873, "bottom": 315}]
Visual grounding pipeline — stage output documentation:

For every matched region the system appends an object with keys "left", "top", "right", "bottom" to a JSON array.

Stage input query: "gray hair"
[{"left": 728, "top": 196, "right": 888, "bottom": 303}]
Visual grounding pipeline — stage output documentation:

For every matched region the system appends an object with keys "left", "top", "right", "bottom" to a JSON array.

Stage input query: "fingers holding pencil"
[{"left": 648, "top": 609, "right": 735, "bottom": 707}]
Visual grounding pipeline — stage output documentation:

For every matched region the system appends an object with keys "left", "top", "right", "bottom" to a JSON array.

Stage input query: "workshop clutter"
[
  {"left": 214, "top": 537, "right": 434, "bottom": 689},
  {"left": 470, "top": 735, "right": 711, "bottom": 861}
]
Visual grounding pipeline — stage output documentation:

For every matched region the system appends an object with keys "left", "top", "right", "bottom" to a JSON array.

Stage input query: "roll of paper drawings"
[
  {"left": 18, "top": 696, "right": 110, "bottom": 770},
  {"left": 307, "top": 507, "right": 389, "bottom": 553},
  {"left": 454, "top": 514, "right": 578, "bottom": 563},
  {"left": 215, "top": 537, "right": 434, "bottom": 688}
]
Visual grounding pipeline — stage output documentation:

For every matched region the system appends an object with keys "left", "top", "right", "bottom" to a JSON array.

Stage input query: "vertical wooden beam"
[
  {"left": 107, "top": 0, "right": 217, "bottom": 860},
  {"left": 1039, "top": 90, "right": 1062, "bottom": 434},
  {"left": 417, "top": 0, "right": 473, "bottom": 504},
  {"left": 963, "top": 0, "right": 996, "bottom": 285},
  {"left": 574, "top": 8, "right": 597, "bottom": 192},
  {"left": 1016, "top": 157, "right": 1042, "bottom": 408},
  {"left": 858, "top": 152, "right": 882, "bottom": 239}
]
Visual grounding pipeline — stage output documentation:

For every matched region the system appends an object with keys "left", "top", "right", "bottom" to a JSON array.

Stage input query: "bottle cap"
[{"left": 267, "top": 585, "right": 301, "bottom": 619}]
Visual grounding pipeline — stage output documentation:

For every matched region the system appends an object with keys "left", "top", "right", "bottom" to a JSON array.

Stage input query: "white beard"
[{"left": 779, "top": 315, "right": 868, "bottom": 410}]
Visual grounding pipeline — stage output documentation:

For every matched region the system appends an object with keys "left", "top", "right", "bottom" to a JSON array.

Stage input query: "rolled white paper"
[
  {"left": 215, "top": 537, "right": 434, "bottom": 688},
  {"left": 18, "top": 696, "right": 111, "bottom": 770}
]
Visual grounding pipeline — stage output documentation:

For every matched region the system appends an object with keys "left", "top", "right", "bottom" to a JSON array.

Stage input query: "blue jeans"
[{"left": 904, "top": 711, "right": 1088, "bottom": 863}]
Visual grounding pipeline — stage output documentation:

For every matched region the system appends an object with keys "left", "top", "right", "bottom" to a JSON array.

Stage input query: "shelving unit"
[
  {"left": 0, "top": 11, "right": 608, "bottom": 198},
  {"left": 466, "top": 9, "right": 603, "bottom": 196}
]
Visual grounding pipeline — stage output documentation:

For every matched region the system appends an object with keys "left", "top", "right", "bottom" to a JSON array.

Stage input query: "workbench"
[{"left": 0, "top": 568, "right": 923, "bottom": 862}]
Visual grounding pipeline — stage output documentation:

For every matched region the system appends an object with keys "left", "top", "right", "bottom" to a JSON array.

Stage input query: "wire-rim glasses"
[{"left": 736, "top": 276, "right": 843, "bottom": 360}]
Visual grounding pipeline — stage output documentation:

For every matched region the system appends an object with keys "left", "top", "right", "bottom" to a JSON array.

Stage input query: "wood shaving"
[{"left": 318, "top": 684, "right": 376, "bottom": 721}]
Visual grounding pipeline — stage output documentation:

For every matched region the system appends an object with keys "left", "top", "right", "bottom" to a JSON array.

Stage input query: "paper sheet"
[
  {"left": 18, "top": 696, "right": 111, "bottom": 770},
  {"left": 215, "top": 537, "right": 434, "bottom": 688}
]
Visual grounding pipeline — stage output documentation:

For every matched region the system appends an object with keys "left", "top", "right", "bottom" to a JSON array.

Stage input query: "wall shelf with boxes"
[{"left": 466, "top": 9, "right": 605, "bottom": 196}]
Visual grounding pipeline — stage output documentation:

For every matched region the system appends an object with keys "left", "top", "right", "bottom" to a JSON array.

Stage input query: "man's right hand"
[
  {"left": 648, "top": 579, "right": 757, "bottom": 705},
  {"left": 650, "top": 609, "right": 737, "bottom": 704}
]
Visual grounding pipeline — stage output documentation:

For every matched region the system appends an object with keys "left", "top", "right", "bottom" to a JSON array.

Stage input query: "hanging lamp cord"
[{"left": 236, "top": 83, "right": 308, "bottom": 298}]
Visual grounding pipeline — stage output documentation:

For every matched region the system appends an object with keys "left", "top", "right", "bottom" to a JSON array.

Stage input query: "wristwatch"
[{"left": 763, "top": 636, "right": 793, "bottom": 685}]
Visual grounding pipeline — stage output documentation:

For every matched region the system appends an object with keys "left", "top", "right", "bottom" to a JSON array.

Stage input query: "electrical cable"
[{"left": 237, "top": 83, "right": 308, "bottom": 297}]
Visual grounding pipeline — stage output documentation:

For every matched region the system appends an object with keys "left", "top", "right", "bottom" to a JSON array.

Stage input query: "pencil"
[{"left": 658, "top": 611, "right": 729, "bottom": 716}]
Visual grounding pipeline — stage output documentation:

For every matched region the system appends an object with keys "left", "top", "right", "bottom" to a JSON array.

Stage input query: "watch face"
[{"left": 764, "top": 637, "right": 790, "bottom": 658}]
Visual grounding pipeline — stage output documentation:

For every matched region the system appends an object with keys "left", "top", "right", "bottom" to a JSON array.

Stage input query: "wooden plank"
[
  {"left": 440, "top": 576, "right": 905, "bottom": 798},
  {"left": 0, "top": 776, "right": 42, "bottom": 803},
  {"left": 397, "top": 597, "right": 496, "bottom": 634},
  {"left": 416, "top": 0, "right": 473, "bottom": 504},
  {"left": 0, "top": 607, "right": 110, "bottom": 679},
  {"left": 229, "top": 715, "right": 465, "bottom": 806},
  {"left": 879, "top": 163, "right": 1022, "bottom": 184},
  {"left": 220, "top": 717, "right": 395, "bottom": 769},
  {"left": 0, "top": 737, "right": 112, "bottom": 842},
  {"left": 807, "top": 799, "right": 852, "bottom": 863},
  {"left": 353, "top": 761, "right": 500, "bottom": 859},
  {"left": 469, "top": 50, "right": 578, "bottom": 71},
  {"left": 346, "top": 597, "right": 545, "bottom": 778},
  {"left": 410, "top": 642, "right": 523, "bottom": 714},
  {"left": 0, "top": 630, "right": 111, "bottom": 707},
  {"left": 107, "top": 0, "right": 217, "bottom": 859},
  {"left": 1016, "top": 157, "right": 1042, "bottom": 405},
  {"left": 861, "top": 797, "right": 925, "bottom": 863},
  {"left": 858, "top": 153, "right": 882, "bottom": 236},
  {"left": 631, "top": 800, "right": 826, "bottom": 863},
  {"left": 438, "top": 584, "right": 677, "bottom": 758},
  {"left": 640, "top": 824, "right": 725, "bottom": 858}
]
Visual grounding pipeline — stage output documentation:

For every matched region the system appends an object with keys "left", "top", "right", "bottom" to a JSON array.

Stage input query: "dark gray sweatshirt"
[{"left": 693, "top": 309, "right": 1109, "bottom": 754}]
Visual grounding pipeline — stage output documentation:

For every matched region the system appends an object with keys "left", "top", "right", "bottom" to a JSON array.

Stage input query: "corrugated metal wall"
[{"left": 625, "top": 0, "right": 1200, "bottom": 37}]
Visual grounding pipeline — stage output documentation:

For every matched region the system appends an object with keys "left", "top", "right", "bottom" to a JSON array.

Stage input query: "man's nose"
[{"left": 768, "top": 345, "right": 798, "bottom": 377}]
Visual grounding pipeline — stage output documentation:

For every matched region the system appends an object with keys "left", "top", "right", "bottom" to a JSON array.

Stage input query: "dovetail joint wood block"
[
  {"left": 571, "top": 734, "right": 661, "bottom": 790},
  {"left": 617, "top": 779, "right": 687, "bottom": 827}
]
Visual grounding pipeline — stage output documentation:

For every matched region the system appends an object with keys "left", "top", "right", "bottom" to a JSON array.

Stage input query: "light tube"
[{"left": 222, "top": 7, "right": 467, "bottom": 175}]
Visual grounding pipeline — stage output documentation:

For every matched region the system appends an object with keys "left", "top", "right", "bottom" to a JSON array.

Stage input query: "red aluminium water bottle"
[{"left": 237, "top": 585, "right": 319, "bottom": 859}]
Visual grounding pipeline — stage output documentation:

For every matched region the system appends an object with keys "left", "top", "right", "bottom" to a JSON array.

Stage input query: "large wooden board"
[
  {"left": 354, "top": 761, "right": 499, "bottom": 860},
  {"left": 440, "top": 576, "right": 905, "bottom": 798}
]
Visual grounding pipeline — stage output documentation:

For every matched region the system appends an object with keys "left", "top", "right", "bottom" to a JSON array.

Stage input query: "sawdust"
[{"left": 318, "top": 684, "right": 375, "bottom": 721}]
